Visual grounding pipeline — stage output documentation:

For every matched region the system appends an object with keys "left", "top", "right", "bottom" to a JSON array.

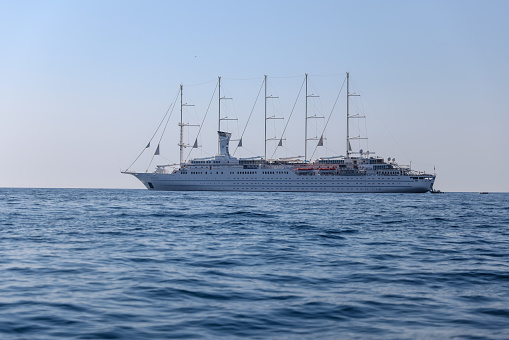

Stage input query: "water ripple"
[{"left": 0, "top": 189, "right": 508, "bottom": 339}]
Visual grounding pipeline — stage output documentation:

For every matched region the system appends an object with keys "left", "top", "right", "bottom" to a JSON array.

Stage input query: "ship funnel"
[{"left": 218, "top": 131, "right": 232, "bottom": 157}]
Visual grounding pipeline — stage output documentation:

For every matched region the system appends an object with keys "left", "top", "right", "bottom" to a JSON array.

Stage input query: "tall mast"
[
  {"left": 263, "top": 75, "right": 281, "bottom": 160},
  {"left": 218, "top": 76, "right": 221, "bottom": 132},
  {"left": 346, "top": 72, "right": 349, "bottom": 158},
  {"left": 218, "top": 76, "right": 234, "bottom": 155},
  {"left": 304, "top": 74, "right": 320, "bottom": 162},
  {"left": 218, "top": 76, "right": 221, "bottom": 154},
  {"left": 179, "top": 84, "right": 184, "bottom": 164},
  {"left": 264, "top": 75, "right": 267, "bottom": 160},
  {"left": 346, "top": 72, "right": 361, "bottom": 158},
  {"left": 305, "top": 73, "right": 308, "bottom": 162},
  {"left": 178, "top": 84, "right": 196, "bottom": 164}
]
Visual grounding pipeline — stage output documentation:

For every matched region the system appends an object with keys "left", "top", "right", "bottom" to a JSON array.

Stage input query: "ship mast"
[
  {"left": 305, "top": 74, "right": 308, "bottom": 162},
  {"left": 264, "top": 75, "right": 267, "bottom": 160},
  {"left": 178, "top": 84, "right": 195, "bottom": 164},
  {"left": 305, "top": 73, "right": 320, "bottom": 162},
  {"left": 264, "top": 75, "right": 280, "bottom": 160},
  {"left": 218, "top": 76, "right": 234, "bottom": 154},
  {"left": 179, "top": 84, "right": 184, "bottom": 164},
  {"left": 218, "top": 76, "right": 221, "bottom": 133},
  {"left": 218, "top": 76, "right": 221, "bottom": 154},
  {"left": 346, "top": 72, "right": 362, "bottom": 158},
  {"left": 346, "top": 72, "right": 350, "bottom": 158}
]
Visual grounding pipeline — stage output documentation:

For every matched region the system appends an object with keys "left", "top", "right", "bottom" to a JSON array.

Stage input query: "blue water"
[{"left": 1, "top": 189, "right": 508, "bottom": 339}]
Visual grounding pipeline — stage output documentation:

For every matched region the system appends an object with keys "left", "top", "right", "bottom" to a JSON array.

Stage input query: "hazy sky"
[{"left": 1, "top": 0, "right": 508, "bottom": 192}]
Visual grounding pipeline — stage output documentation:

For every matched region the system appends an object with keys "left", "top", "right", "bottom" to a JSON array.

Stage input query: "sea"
[{"left": 0, "top": 188, "right": 508, "bottom": 339}]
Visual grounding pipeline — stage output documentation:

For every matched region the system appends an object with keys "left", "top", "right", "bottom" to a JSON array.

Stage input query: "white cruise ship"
[{"left": 124, "top": 73, "right": 436, "bottom": 193}]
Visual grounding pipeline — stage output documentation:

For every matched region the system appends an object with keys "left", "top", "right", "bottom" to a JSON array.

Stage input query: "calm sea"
[{"left": 0, "top": 188, "right": 508, "bottom": 339}]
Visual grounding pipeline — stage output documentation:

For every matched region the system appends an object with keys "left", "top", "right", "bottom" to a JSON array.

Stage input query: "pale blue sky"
[{"left": 1, "top": 0, "right": 508, "bottom": 191}]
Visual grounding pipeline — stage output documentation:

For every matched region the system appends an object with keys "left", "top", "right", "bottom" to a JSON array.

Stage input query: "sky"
[{"left": 1, "top": 0, "right": 508, "bottom": 192}]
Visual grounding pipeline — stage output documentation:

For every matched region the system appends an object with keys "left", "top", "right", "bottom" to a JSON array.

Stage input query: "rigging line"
[
  {"left": 270, "top": 76, "right": 305, "bottom": 159},
  {"left": 183, "top": 79, "right": 217, "bottom": 87},
  {"left": 224, "top": 74, "right": 303, "bottom": 80},
  {"left": 270, "top": 74, "right": 306, "bottom": 79},
  {"left": 222, "top": 76, "right": 263, "bottom": 81},
  {"left": 125, "top": 88, "right": 180, "bottom": 172},
  {"left": 185, "top": 80, "right": 219, "bottom": 162},
  {"left": 146, "top": 92, "right": 180, "bottom": 172},
  {"left": 278, "top": 145, "right": 301, "bottom": 159},
  {"left": 158, "top": 155, "right": 173, "bottom": 163},
  {"left": 322, "top": 145, "right": 341, "bottom": 157},
  {"left": 238, "top": 145, "right": 259, "bottom": 158},
  {"left": 308, "top": 72, "right": 346, "bottom": 78},
  {"left": 233, "top": 78, "right": 265, "bottom": 155},
  {"left": 310, "top": 75, "right": 347, "bottom": 160}
]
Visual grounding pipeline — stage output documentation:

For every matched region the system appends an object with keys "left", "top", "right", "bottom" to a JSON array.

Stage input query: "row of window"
[
  {"left": 179, "top": 171, "right": 409, "bottom": 181},
  {"left": 318, "top": 160, "right": 345, "bottom": 164},
  {"left": 181, "top": 171, "right": 290, "bottom": 175},
  {"left": 376, "top": 171, "right": 400, "bottom": 175},
  {"left": 181, "top": 171, "right": 225, "bottom": 175},
  {"left": 190, "top": 160, "right": 221, "bottom": 164},
  {"left": 373, "top": 165, "right": 390, "bottom": 170}
]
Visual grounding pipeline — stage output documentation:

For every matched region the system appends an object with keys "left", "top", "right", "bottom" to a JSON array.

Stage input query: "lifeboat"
[
  {"left": 318, "top": 166, "right": 336, "bottom": 175},
  {"left": 296, "top": 167, "right": 314, "bottom": 175}
]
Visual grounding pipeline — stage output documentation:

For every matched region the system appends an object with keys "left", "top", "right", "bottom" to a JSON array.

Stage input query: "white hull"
[{"left": 130, "top": 171, "right": 434, "bottom": 193}]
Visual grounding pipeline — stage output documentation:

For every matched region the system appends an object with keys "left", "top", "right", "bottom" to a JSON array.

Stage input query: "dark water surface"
[{"left": 0, "top": 189, "right": 508, "bottom": 339}]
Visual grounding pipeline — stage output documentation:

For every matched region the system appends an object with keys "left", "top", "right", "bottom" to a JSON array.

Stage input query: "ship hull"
[{"left": 129, "top": 172, "right": 434, "bottom": 193}]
